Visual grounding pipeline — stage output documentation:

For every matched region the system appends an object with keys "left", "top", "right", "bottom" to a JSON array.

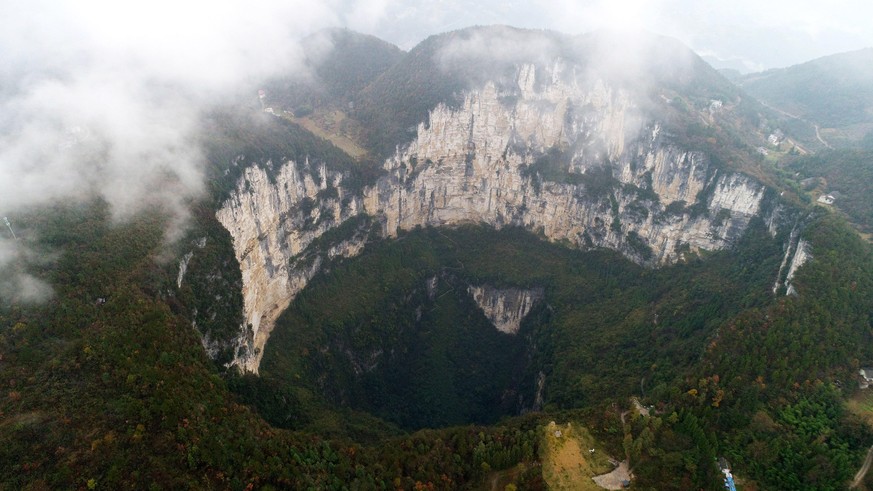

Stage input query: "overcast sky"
[{"left": 342, "top": 0, "right": 873, "bottom": 72}]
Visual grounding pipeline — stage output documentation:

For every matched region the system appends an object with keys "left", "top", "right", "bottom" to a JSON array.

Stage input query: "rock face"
[
  {"left": 785, "top": 240, "right": 812, "bottom": 296},
  {"left": 468, "top": 285, "right": 544, "bottom": 334},
  {"left": 363, "top": 64, "right": 766, "bottom": 264},
  {"left": 215, "top": 161, "right": 364, "bottom": 373},
  {"left": 177, "top": 252, "right": 194, "bottom": 289},
  {"left": 217, "top": 61, "right": 773, "bottom": 372}
]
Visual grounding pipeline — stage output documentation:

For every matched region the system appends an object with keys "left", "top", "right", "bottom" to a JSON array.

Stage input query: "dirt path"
[
  {"left": 755, "top": 99, "right": 831, "bottom": 149},
  {"left": 851, "top": 445, "right": 873, "bottom": 488},
  {"left": 814, "top": 124, "right": 833, "bottom": 149},
  {"left": 592, "top": 460, "right": 631, "bottom": 490}
]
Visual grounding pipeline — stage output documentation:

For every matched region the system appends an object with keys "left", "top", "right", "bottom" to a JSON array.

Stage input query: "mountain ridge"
[
  {"left": 4, "top": 25, "right": 873, "bottom": 491},
  {"left": 737, "top": 47, "right": 873, "bottom": 144},
  {"left": 214, "top": 27, "right": 799, "bottom": 373}
]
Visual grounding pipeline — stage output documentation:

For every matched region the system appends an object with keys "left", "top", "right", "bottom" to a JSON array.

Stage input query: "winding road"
[
  {"left": 755, "top": 99, "right": 831, "bottom": 149},
  {"left": 813, "top": 124, "right": 832, "bottom": 149}
]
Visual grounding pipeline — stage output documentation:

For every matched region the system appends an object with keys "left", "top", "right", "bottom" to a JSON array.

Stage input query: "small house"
[{"left": 860, "top": 368, "right": 873, "bottom": 389}]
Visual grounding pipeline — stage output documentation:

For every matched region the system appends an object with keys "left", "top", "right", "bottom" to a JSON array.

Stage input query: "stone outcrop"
[
  {"left": 217, "top": 61, "right": 772, "bottom": 372},
  {"left": 785, "top": 239, "right": 812, "bottom": 296},
  {"left": 215, "top": 161, "right": 363, "bottom": 373},
  {"left": 468, "top": 285, "right": 544, "bottom": 334},
  {"left": 363, "top": 64, "right": 765, "bottom": 264}
]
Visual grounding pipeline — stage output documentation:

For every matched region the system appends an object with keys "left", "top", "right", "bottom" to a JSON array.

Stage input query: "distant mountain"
[
  {"left": 737, "top": 48, "right": 873, "bottom": 142},
  {"left": 263, "top": 28, "right": 405, "bottom": 111},
  {"left": 353, "top": 25, "right": 766, "bottom": 161},
  {"left": 717, "top": 68, "right": 744, "bottom": 83}
]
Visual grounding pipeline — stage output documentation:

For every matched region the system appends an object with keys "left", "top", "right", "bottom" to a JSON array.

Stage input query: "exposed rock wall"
[
  {"left": 364, "top": 65, "right": 765, "bottom": 264},
  {"left": 785, "top": 239, "right": 812, "bottom": 296},
  {"left": 217, "top": 62, "right": 771, "bottom": 372},
  {"left": 215, "top": 161, "right": 363, "bottom": 373},
  {"left": 468, "top": 285, "right": 544, "bottom": 334}
]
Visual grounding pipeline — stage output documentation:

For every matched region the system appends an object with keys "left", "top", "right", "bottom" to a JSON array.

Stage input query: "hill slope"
[
  {"left": 3, "top": 26, "right": 873, "bottom": 491},
  {"left": 263, "top": 28, "right": 405, "bottom": 112},
  {"left": 353, "top": 26, "right": 769, "bottom": 161},
  {"left": 738, "top": 48, "right": 873, "bottom": 144}
]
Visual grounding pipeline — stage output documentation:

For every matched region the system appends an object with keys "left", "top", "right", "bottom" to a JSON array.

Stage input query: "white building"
[{"left": 859, "top": 368, "right": 873, "bottom": 389}]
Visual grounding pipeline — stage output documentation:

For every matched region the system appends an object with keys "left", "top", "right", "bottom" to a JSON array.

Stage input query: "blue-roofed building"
[{"left": 722, "top": 470, "right": 737, "bottom": 491}]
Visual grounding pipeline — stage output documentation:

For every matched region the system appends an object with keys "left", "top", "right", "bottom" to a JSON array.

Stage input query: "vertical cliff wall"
[
  {"left": 468, "top": 285, "right": 544, "bottom": 334},
  {"left": 215, "top": 161, "right": 364, "bottom": 372},
  {"left": 784, "top": 239, "right": 812, "bottom": 296},
  {"left": 363, "top": 63, "right": 766, "bottom": 264},
  {"left": 217, "top": 61, "right": 775, "bottom": 372}
]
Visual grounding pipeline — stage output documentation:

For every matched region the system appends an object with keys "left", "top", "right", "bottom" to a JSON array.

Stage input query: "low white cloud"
[
  {"left": 0, "top": 237, "right": 52, "bottom": 304},
  {"left": 0, "top": 0, "right": 344, "bottom": 217},
  {"left": 436, "top": 26, "right": 560, "bottom": 71},
  {"left": 0, "top": 0, "right": 372, "bottom": 302}
]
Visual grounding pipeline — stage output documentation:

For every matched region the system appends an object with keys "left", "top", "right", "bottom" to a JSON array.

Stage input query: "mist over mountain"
[
  {"left": 738, "top": 48, "right": 873, "bottom": 145},
  {"left": 2, "top": 20, "right": 873, "bottom": 491},
  {"left": 264, "top": 28, "right": 405, "bottom": 112},
  {"left": 352, "top": 26, "right": 761, "bottom": 160}
]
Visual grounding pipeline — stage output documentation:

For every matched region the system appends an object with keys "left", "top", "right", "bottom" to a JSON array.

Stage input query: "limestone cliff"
[
  {"left": 468, "top": 285, "right": 544, "bottom": 334},
  {"left": 364, "top": 64, "right": 766, "bottom": 264},
  {"left": 217, "top": 62, "right": 774, "bottom": 372},
  {"left": 784, "top": 240, "right": 812, "bottom": 296},
  {"left": 215, "top": 160, "right": 364, "bottom": 372}
]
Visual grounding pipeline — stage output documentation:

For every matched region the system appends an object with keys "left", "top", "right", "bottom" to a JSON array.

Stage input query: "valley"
[{"left": 3, "top": 23, "right": 873, "bottom": 491}]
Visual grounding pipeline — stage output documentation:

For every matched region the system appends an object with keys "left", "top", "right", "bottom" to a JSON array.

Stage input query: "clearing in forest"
[
  {"left": 541, "top": 421, "right": 615, "bottom": 490},
  {"left": 282, "top": 109, "right": 369, "bottom": 159},
  {"left": 848, "top": 389, "right": 873, "bottom": 427}
]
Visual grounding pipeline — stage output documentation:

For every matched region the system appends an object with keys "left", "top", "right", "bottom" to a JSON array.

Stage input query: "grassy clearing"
[
  {"left": 541, "top": 421, "right": 614, "bottom": 491},
  {"left": 848, "top": 389, "right": 873, "bottom": 429},
  {"left": 282, "top": 109, "right": 369, "bottom": 159}
]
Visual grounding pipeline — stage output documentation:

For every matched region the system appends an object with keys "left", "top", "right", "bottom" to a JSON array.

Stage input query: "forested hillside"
[
  {"left": 786, "top": 149, "right": 873, "bottom": 233},
  {"left": 3, "top": 25, "right": 873, "bottom": 491},
  {"left": 738, "top": 48, "right": 873, "bottom": 145},
  {"left": 0, "top": 201, "right": 552, "bottom": 490},
  {"left": 3, "top": 196, "right": 871, "bottom": 489}
]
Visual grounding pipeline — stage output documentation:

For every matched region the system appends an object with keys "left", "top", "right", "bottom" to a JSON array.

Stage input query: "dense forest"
[
  {"left": 2, "top": 195, "right": 872, "bottom": 489},
  {"left": 3, "top": 25, "right": 873, "bottom": 491},
  {"left": 0, "top": 202, "right": 552, "bottom": 489},
  {"left": 738, "top": 48, "right": 873, "bottom": 130},
  {"left": 786, "top": 149, "right": 873, "bottom": 233}
]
